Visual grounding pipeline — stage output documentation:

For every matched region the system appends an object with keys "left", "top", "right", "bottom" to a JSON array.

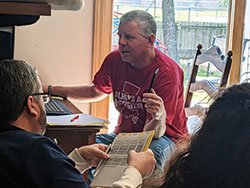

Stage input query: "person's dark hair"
[
  {"left": 0, "top": 59, "right": 39, "bottom": 123},
  {"left": 161, "top": 83, "right": 250, "bottom": 188},
  {"left": 120, "top": 10, "right": 157, "bottom": 38}
]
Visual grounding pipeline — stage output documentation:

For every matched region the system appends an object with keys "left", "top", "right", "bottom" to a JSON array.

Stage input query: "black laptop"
[{"left": 45, "top": 97, "right": 73, "bottom": 116}]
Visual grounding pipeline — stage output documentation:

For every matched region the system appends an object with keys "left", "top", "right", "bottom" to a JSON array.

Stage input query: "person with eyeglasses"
[
  {"left": 32, "top": 92, "right": 51, "bottom": 104},
  {"left": 0, "top": 59, "right": 155, "bottom": 188}
]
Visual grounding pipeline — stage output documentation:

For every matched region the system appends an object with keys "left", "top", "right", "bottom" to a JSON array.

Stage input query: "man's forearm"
[
  {"left": 111, "top": 166, "right": 142, "bottom": 188},
  {"left": 47, "top": 84, "right": 107, "bottom": 102}
]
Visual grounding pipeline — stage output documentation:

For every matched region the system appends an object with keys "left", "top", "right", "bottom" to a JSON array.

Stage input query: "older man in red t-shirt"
[{"left": 45, "top": 10, "right": 188, "bottom": 175}]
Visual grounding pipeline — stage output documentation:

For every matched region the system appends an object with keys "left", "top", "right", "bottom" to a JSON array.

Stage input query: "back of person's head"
[
  {"left": 120, "top": 10, "right": 157, "bottom": 39},
  {"left": 161, "top": 83, "right": 250, "bottom": 188},
  {"left": 0, "top": 59, "right": 39, "bottom": 123}
]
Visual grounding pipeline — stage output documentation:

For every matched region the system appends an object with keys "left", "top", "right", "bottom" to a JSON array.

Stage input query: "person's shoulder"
[
  {"left": 15, "top": 129, "right": 47, "bottom": 141},
  {"left": 102, "top": 50, "right": 124, "bottom": 68},
  {"left": 154, "top": 49, "right": 184, "bottom": 84},
  {"left": 10, "top": 130, "right": 62, "bottom": 153},
  {"left": 3, "top": 128, "right": 42, "bottom": 143},
  {"left": 155, "top": 49, "right": 179, "bottom": 65},
  {"left": 29, "top": 134, "right": 64, "bottom": 152},
  {"left": 0, "top": 129, "right": 64, "bottom": 163},
  {"left": 155, "top": 50, "right": 182, "bottom": 72},
  {"left": 23, "top": 133, "right": 70, "bottom": 165},
  {"left": 106, "top": 50, "right": 121, "bottom": 59}
]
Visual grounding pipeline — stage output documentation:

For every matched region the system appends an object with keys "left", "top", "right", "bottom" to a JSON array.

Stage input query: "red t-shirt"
[{"left": 93, "top": 49, "right": 188, "bottom": 141}]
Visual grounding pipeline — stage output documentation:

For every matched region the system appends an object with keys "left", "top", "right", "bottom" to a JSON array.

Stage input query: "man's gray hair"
[
  {"left": 120, "top": 10, "right": 157, "bottom": 38},
  {"left": 0, "top": 59, "right": 40, "bottom": 122}
]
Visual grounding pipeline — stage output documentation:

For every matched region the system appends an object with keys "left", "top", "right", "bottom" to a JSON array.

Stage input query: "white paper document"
[{"left": 46, "top": 113, "right": 109, "bottom": 126}]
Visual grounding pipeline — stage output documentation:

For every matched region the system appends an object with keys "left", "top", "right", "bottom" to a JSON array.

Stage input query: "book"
[
  {"left": 46, "top": 113, "right": 109, "bottom": 127},
  {"left": 91, "top": 130, "right": 155, "bottom": 188}
]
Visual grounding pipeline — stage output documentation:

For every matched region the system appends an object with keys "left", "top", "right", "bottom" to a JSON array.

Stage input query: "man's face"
[
  {"left": 37, "top": 101, "right": 47, "bottom": 135},
  {"left": 36, "top": 77, "right": 47, "bottom": 135},
  {"left": 118, "top": 21, "right": 150, "bottom": 67}
]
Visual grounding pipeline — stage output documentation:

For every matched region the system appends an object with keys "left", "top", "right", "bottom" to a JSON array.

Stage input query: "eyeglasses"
[{"left": 32, "top": 93, "right": 51, "bottom": 104}]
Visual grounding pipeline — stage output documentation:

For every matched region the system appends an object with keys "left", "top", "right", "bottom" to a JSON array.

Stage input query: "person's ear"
[
  {"left": 147, "top": 34, "right": 156, "bottom": 47},
  {"left": 26, "top": 96, "right": 40, "bottom": 117}
]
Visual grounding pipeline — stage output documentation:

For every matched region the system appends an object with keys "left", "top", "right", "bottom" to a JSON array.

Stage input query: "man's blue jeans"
[{"left": 96, "top": 133, "right": 175, "bottom": 171}]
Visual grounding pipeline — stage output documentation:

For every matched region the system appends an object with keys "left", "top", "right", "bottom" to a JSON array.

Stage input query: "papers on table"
[{"left": 47, "top": 113, "right": 109, "bottom": 127}]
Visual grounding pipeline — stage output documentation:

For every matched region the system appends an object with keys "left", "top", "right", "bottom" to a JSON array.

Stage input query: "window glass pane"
[
  {"left": 240, "top": 0, "right": 250, "bottom": 83},
  {"left": 109, "top": 0, "right": 230, "bottom": 132}
]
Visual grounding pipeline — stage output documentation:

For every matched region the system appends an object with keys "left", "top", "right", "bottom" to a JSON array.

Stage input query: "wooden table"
[
  {"left": 45, "top": 99, "right": 104, "bottom": 183},
  {"left": 45, "top": 99, "right": 103, "bottom": 154},
  {"left": 45, "top": 125, "right": 101, "bottom": 154}
]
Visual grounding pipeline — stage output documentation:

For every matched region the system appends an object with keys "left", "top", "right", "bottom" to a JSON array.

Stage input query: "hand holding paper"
[
  {"left": 127, "top": 149, "right": 155, "bottom": 178},
  {"left": 77, "top": 144, "right": 109, "bottom": 166},
  {"left": 91, "top": 131, "right": 155, "bottom": 187}
]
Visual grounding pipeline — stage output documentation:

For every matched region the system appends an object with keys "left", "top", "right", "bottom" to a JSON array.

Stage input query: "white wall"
[{"left": 14, "top": 0, "right": 94, "bottom": 113}]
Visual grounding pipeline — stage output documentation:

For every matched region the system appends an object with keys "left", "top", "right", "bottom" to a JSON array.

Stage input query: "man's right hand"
[{"left": 127, "top": 149, "right": 156, "bottom": 178}]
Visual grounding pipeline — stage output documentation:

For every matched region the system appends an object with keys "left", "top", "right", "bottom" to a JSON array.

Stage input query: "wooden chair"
[{"left": 185, "top": 44, "right": 233, "bottom": 122}]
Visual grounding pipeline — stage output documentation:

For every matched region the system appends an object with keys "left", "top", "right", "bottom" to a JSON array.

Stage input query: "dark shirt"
[{"left": 0, "top": 121, "right": 91, "bottom": 188}]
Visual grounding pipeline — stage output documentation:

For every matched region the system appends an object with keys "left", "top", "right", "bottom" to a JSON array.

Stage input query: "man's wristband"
[{"left": 48, "top": 85, "right": 53, "bottom": 95}]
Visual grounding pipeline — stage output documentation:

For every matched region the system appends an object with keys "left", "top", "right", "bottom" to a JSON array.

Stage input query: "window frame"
[
  {"left": 91, "top": 0, "right": 113, "bottom": 130},
  {"left": 91, "top": 0, "right": 246, "bottom": 124}
]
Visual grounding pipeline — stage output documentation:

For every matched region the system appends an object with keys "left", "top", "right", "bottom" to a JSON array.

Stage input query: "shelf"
[{"left": 0, "top": 1, "right": 51, "bottom": 16}]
